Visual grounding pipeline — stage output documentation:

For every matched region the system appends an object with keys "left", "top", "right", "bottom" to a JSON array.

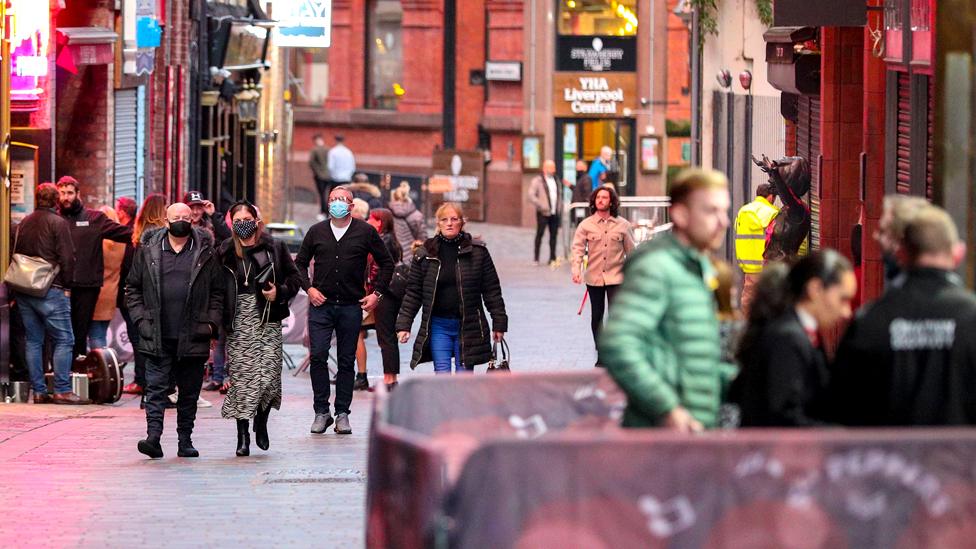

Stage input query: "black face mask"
[
  {"left": 168, "top": 220, "right": 192, "bottom": 238},
  {"left": 233, "top": 219, "right": 258, "bottom": 240},
  {"left": 576, "top": 170, "right": 587, "bottom": 180}
]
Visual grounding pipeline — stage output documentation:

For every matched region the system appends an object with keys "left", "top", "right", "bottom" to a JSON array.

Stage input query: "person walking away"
[
  {"left": 126, "top": 203, "right": 224, "bottom": 459},
  {"left": 309, "top": 134, "right": 331, "bottom": 220},
  {"left": 712, "top": 258, "right": 744, "bottom": 428},
  {"left": 365, "top": 209, "right": 405, "bottom": 390},
  {"left": 396, "top": 203, "right": 508, "bottom": 374},
  {"left": 56, "top": 176, "right": 133, "bottom": 359},
  {"left": 88, "top": 207, "right": 126, "bottom": 349},
  {"left": 528, "top": 160, "right": 566, "bottom": 266},
  {"left": 734, "top": 184, "right": 779, "bottom": 316},
  {"left": 731, "top": 250, "right": 856, "bottom": 427},
  {"left": 295, "top": 186, "right": 393, "bottom": 436},
  {"left": 116, "top": 196, "right": 139, "bottom": 355},
  {"left": 571, "top": 186, "right": 635, "bottom": 367},
  {"left": 123, "top": 194, "right": 168, "bottom": 396},
  {"left": 588, "top": 146, "right": 615, "bottom": 191},
  {"left": 875, "top": 194, "right": 929, "bottom": 288},
  {"left": 571, "top": 160, "right": 594, "bottom": 226},
  {"left": 600, "top": 169, "right": 732, "bottom": 432},
  {"left": 219, "top": 201, "right": 301, "bottom": 456},
  {"left": 327, "top": 134, "right": 356, "bottom": 189},
  {"left": 349, "top": 173, "right": 384, "bottom": 210},
  {"left": 389, "top": 181, "right": 427, "bottom": 264},
  {"left": 10, "top": 183, "right": 87, "bottom": 404},
  {"left": 829, "top": 205, "right": 976, "bottom": 425}
]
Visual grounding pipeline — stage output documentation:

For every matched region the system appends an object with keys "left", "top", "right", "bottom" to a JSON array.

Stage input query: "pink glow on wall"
[{"left": 8, "top": 0, "right": 51, "bottom": 102}]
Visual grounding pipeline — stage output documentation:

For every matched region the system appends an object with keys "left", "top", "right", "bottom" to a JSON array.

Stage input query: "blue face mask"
[{"left": 329, "top": 200, "right": 350, "bottom": 219}]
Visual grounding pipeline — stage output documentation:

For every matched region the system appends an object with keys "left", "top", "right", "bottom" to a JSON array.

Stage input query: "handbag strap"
[
  {"left": 12, "top": 223, "right": 20, "bottom": 255},
  {"left": 492, "top": 338, "right": 509, "bottom": 361}
]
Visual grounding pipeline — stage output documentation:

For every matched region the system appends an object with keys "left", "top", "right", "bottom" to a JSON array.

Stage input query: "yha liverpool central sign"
[{"left": 553, "top": 73, "right": 637, "bottom": 118}]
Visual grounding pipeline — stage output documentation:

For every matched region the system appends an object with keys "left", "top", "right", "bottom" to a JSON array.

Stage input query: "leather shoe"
[
  {"left": 177, "top": 440, "right": 199, "bottom": 458},
  {"left": 122, "top": 382, "right": 143, "bottom": 395},
  {"left": 201, "top": 381, "right": 220, "bottom": 392},
  {"left": 236, "top": 419, "right": 250, "bottom": 457},
  {"left": 137, "top": 436, "right": 163, "bottom": 459},
  {"left": 53, "top": 392, "right": 91, "bottom": 405},
  {"left": 254, "top": 407, "right": 271, "bottom": 451},
  {"left": 33, "top": 393, "right": 53, "bottom": 404}
]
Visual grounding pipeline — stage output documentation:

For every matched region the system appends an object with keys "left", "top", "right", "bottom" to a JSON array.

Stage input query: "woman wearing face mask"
[
  {"left": 730, "top": 249, "right": 857, "bottom": 427},
  {"left": 219, "top": 201, "right": 301, "bottom": 456},
  {"left": 396, "top": 203, "right": 508, "bottom": 374}
]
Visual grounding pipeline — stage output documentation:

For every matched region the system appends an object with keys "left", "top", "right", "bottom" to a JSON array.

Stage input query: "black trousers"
[
  {"left": 588, "top": 284, "right": 619, "bottom": 353},
  {"left": 374, "top": 295, "right": 402, "bottom": 375},
  {"left": 534, "top": 213, "right": 560, "bottom": 262},
  {"left": 120, "top": 306, "right": 146, "bottom": 386},
  {"left": 314, "top": 176, "right": 331, "bottom": 214},
  {"left": 70, "top": 287, "right": 101, "bottom": 357},
  {"left": 308, "top": 303, "right": 362, "bottom": 416},
  {"left": 144, "top": 343, "right": 206, "bottom": 440}
]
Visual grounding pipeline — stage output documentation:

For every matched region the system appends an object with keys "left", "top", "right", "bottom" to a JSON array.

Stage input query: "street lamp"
[{"left": 674, "top": 0, "right": 702, "bottom": 167}]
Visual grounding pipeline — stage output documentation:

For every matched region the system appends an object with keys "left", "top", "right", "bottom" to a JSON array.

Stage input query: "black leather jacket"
[{"left": 220, "top": 233, "right": 302, "bottom": 331}]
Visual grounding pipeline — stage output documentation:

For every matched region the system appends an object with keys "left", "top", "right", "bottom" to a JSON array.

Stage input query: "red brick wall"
[
  {"left": 56, "top": 65, "right": 114, "bottom": 208},
  {"left": 455, "top": 0, "right": 485, "bottom": 149},
  {"left": 860, "top": 3, "right": 888, "bottom": 303},
  {"left": 818, "top": 27, "right": 864, "bottom": 257}
]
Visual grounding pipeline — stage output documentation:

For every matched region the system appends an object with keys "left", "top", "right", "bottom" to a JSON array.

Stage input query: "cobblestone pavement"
[{"left": 0, "top": 220, "right": 598, "bottom": 547}]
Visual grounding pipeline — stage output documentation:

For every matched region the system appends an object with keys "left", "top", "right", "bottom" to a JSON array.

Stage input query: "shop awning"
[{"left": 773, "top": 0, "right": 866, "bottom": 27}]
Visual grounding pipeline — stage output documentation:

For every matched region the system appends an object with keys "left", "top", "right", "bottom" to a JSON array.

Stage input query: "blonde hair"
[
  {"left": 133, "top": 193, "right": 168, "bottom": 245},
  {"left": 391, "top": 181, "right": 412, "bottom": 203},
  {"left": 435, "top": 203, "right": 465, "bottom": 234},
  {"left": 100, "top": 206, "right": 119, "bottom": 223},
  {"left": 903, "top": 205, "right": 959, "bottom": 259},
  {"left": 352, "top": 198, "right": 370, "bottom": 220},
  {"left": 669, "top": 168, "right": 728, "bottom": 206},
  {"left": 711, "top": 258, "right": 739, "bottom": 321}
]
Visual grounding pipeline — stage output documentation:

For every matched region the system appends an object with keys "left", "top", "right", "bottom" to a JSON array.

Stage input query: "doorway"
[{"left": 555, "top": 118, "right": 636, "bottom": 196}]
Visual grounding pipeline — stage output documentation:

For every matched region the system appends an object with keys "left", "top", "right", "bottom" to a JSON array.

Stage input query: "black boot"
[
  {"left": 137, "top": 435, "right": 163, "bottom": 459},
  {"left": 254, "top": 407, "right": 270, "bottom": 451},
  {"left": 354, "top": 373, "right": 370, "bottom": 391},
  {"left": 236, "top": 419, "right": 250, "bottom": 457},
  {"left": 177, "top": 436, "right": 199, "bottom": 458}
]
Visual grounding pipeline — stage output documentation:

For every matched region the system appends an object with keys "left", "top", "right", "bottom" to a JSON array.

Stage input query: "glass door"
[{"left": 556, "top": 118, "right": 636, "bottom": 196}]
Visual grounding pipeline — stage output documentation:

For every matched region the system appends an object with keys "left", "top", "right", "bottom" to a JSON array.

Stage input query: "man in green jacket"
[{"left": 601, "top": 168, "right": 731, "bottom": 431}]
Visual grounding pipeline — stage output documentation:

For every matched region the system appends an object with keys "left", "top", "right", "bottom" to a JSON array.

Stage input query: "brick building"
[{"left": 290, "top": 0, "right": 687, "bottom": 227}]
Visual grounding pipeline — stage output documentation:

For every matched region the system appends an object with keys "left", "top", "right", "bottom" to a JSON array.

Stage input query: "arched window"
[{"left": 367, "top": 0, "right": 404, "bottom": 110}]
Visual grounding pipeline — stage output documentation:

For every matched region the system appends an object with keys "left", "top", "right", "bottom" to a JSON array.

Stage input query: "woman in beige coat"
[
  {"left": 88, "top": 207, "right": 126, "bottom": 349},
  {"left": 571, "top": 185, "right": 635, "bottom": 366}
]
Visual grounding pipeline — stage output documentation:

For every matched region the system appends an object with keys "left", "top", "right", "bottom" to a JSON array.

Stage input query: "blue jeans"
[
  {"left": 430, "top": 316, "right": 466, "bottom": 374},
  {"left": 211, "top": 330, "right": 226, "bottom": 383},
  {"left": 16, "top": 289, "right": 74, "bottom": 394},
  {"left": 88, "top": 320, "right": 109, "bottom": 349},
  {"left": 308, "top": 303, "right": 362, "bottom": 415}
]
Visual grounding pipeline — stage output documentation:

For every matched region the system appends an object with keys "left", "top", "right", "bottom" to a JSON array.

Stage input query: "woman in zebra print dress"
[{"left": 219, "top": 201, "right": 301, "bottom": 456}]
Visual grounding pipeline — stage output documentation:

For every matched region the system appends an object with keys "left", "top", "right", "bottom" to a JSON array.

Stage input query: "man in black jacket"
[
  {"left": 126, "top": 203, "right": 225, "bottom": 458},
  {"left": 183, "top": 190, "right": 232, "bottom": 242},
  {"left": 11, "top": 183, "right": 88, "bottom": 404},
  {"left": 295, "top": 186, "right": 393, "bottom": 436},
  {"left": 830, "top": 205, "right": 976, "bottom": 426},
  {"left": 56, "top": 176, "right": 133, "bottom": 358}
]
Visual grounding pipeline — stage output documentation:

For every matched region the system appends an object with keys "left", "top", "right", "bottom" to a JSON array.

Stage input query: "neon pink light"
[{"left": 9, "top": 0, "right": 50, "bottom": 100}]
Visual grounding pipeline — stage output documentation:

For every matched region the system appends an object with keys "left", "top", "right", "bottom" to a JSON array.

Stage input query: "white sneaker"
[{"left": 197, "top": 396, "right": 213, "bottom": 408}]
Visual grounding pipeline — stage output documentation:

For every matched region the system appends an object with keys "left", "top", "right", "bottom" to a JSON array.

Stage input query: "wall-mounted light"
[
  {"left": 716, "top": 69, "right": 732, "bottom": 89},
  {"left": 739, "top": 70, "right": 753, "bottom": 91}
]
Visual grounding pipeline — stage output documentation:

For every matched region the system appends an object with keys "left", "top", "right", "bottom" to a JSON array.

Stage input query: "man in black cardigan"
[{"left": 295, "top": 186, "right": 394, "bottom": 436}]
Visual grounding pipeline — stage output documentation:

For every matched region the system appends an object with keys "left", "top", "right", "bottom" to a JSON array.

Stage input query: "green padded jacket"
[{"left": 601, "top": 233, "right": 732, "bottom": 428}]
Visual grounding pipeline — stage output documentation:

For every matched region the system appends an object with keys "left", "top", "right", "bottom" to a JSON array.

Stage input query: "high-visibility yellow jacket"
[{"left": 734, "top": 196, "right": 779, "bottom": 274}]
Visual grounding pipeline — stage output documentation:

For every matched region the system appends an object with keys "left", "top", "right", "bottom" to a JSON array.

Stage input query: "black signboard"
[
  {"left": 773, "top": 0, "right": 866, "bottom": 27},
  {"left": 556, "top": 35, "right": 637, "bottom": 72}
]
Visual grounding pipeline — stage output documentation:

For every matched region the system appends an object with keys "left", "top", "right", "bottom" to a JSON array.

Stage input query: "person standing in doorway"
[
  {"left": 588, "top": 146, "right": 615, "bottom": 190},
  {"left": 309, "top": 134, "right": 331, "bottom": 220},
  {"left": 733, "top": 183, "right": 779, "bottom": 316},
  {"left": 295, "top": 186, "right": 393, "bottom": 436},
  {"left": 571, "top": 160, "right": 594, "bottom": 226},
  {"left": 327, "top": 134, "right": 356, "bottom": 190},
  {"left": 528, "top": 159, "right": 566, "bottom": 266},
  {"left": 571, "top": 185, "right": 635, "bottom": 367},
  {"left": 56, "top": 176, "right": 133, "bottom": 359},
  {"left": 126, "top": 203, "right": 224, "bottom": 459}
]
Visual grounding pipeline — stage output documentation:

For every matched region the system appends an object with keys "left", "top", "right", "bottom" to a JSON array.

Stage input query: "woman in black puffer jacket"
[{"left": 396, "top": 203, "right": 508, "bottom": 373}]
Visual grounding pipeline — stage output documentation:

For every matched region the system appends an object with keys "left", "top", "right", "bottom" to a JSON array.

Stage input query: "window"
[
  {"left": 558, "top": 0, "right": 638, "bottom": 36},
  {"left": 367, "top": 0, "right": 404, "bottom": 110},
  {"left": 289, "top": 47, "right": 329, "bottom": 106}
]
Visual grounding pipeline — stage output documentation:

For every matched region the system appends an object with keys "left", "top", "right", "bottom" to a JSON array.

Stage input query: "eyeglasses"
[{"left": 438, "top": 217, "right": 462, "bottom": 224}]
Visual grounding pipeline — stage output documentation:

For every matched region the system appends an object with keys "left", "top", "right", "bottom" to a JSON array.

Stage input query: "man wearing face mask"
[
  {"left": 295, "top": 186, "right": 394, "bottom": 436},
  {"left": 56, "top": 176, "right": 134, "bottom": 359},
  {"left": 126, "top": 203, "right": 225, "bottom": 459}
]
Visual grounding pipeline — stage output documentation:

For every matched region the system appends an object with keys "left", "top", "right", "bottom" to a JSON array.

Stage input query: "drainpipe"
[{"left": 528, "top": 0, "right": 536, "bottom": 133}]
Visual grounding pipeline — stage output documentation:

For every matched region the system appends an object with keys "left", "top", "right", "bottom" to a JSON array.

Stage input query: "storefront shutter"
[
  {"left": 113, "top": 88, "right": 140, "bottom": 202},
  {"left": 926, "top": 76, "right": 934, "bottom": 200},
  {"left": 895, "top": 72, "right": 912, "bottom": 195},
  {"left": 797, "top": 96, "right": 821, "bottom": 250}
]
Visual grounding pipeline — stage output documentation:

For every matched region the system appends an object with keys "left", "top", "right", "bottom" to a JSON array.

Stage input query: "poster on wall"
[
  {"left": 10, "top": 144, "right": 39, "bottom": 224},
  {"left": 429, "top": 150, "right": 486, "bottom": 222},
  {"left": 640, "top": 136, "right": 661, "bottom": 174},
  {"left": 522, "top": 135, "right": 543, "bottom": 173}
]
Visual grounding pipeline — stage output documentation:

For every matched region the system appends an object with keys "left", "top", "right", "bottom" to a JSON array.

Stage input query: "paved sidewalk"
[{"left": 0, "top": 221, "right": 601, "bottom": 547}]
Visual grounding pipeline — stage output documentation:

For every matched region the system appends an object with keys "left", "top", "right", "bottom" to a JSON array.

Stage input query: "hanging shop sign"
[
  {"left": 275, "top": 0, "right": 332, "bottom": 48},
  {"left": 485, "top": 61, "right": 522, "bottom": 82},
  {"left": 556, "top": 35, "right": 637, "bottom": 72},
  {"left": 553, "top": 72, "right": 637, "bottom": 118},
  {"left": 428, "top": 150, "right": 486, "bottom": 222},
  {"left": 8, "top": 0, "right": 50, "bottom": 107}
]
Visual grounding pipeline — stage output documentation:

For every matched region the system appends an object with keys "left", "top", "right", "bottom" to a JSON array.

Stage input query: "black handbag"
[
  {"left": 487, "top": 338, "right": 511, "bottom": 373},
  {"left": 254, "top": 262, "right": 274, "bottom": 288}
]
